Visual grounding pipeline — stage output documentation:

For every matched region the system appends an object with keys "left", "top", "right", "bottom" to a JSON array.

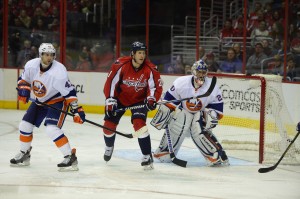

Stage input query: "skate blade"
[
  {"left": 208, "top": 161, "right": 230, "bottom": 167},
  {"left": 10, "top": 161, "right": 30, "bottom": 167},
  {"left": 58, "top": 164, "right": 79, "bottom": 172},
  {"left": 143, "top": 163, "right": 154, "bottom": 171}
]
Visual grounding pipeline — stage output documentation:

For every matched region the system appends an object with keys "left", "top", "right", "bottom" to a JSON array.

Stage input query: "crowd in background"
[{"left": 3, "top": 0, "right": 300, "bottom": 81}]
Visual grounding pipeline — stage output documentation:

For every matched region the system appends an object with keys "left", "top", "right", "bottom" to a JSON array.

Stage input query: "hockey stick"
[
  {"left": 165, "top": 126, "right": 187, "bottom": 167},
  {"left": 258, "top": 128, "right": 300, "bottom": 173},
  {"left": 116, "top": 76, "right": 217, "bottom": 112},
  {"left": 28, "top": 98, "right": 133, "bottom": 138}
]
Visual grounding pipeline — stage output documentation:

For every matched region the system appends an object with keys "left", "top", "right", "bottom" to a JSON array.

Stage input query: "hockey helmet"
[
  {"left": 39, "top": 43, "right": 56, "bottom": 59},
  {"left": 191, "top": 59, "right": 208, "bottom": 86},
  {"left": 131, "top": 41, "right": 147, "bottom": 53}
]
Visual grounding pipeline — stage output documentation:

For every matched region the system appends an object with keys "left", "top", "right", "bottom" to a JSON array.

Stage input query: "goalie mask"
[{"left": 191, "top": 59, "right": 208, "bottom": 87}]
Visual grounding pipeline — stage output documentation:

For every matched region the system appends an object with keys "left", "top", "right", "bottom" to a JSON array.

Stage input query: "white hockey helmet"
[
  {"left": 191, "top": 59, "right": 208, "bottom": 86},
  {"left": 38, "top": 43, "right": 56, "bottom": 59}
]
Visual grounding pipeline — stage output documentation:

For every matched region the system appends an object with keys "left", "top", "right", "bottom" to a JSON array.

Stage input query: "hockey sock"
[
  {"left": 138, "top": 135, "right": 151, "bottom": 155},
  {"left": 104, "top": 134, "right": 116, "bottom": 147}
]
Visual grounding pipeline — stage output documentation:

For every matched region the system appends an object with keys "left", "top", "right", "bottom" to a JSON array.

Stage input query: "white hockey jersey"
[
  {"left": 20, "top": 58, "right": 77, "bottom": 104},
  {"left": 165, "top": 75, "right": 223, "bottom": 115}
]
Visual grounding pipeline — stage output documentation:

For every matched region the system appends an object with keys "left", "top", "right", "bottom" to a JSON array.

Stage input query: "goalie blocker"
[{"left": 152, "top": 105, "right": 229, "bottom": 166}]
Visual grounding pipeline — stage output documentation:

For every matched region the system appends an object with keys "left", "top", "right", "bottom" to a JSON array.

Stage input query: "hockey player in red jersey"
[{"left": 103, "top": 41, "right": 163, "bottom": 170}]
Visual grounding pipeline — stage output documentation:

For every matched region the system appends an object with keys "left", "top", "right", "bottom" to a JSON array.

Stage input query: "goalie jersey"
[
  {"left": 164, "top": 75, "right": 223, "bottom": 116},
  {"left": 19, "top": 58, "right": 78, "bottom": 104}
]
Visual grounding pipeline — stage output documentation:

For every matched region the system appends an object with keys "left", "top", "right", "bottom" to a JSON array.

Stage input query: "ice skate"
[
  {"left": 104, "top": 146, "right": 114, "bottom": 162},
  {"left": 57, "top": 148, "right": 78, "bottom": 171},
  {"left": 10, "top": 146, "right": 32, "bottom": 167},
  {"left": 209, "top": 151, "right": 230, "bottom": 167},
  {"left": 141, "top": 154, "right": 154, "bottom": 170}
]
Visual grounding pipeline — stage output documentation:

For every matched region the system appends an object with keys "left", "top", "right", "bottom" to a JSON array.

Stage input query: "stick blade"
[
  {"left": 258, "top": 166, "right": 275, "bottom": 173},
  {"left": 172, "top": 158, "right": 187, "bottom": 167},
  {"left": 170, "top": 153, "right": 187, "bottom": 167}
]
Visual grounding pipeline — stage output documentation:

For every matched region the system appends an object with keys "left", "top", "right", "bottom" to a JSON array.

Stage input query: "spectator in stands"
[
  {"left": 246, "top": 42, "right": 268, "bottom": 74},
  {"left": 185, "top": 65, "right": 192, "bottom": 75},
  {"left": 263, "top": 2, "right": 273, "bottom": 26},
  {"left": 249, "top": 10, "right": 265, "bottom": 30},
  {"left": 205, "top": 52, "right": 219, "bottom": 72},
  {"left": 249, "top": 2, "right": 263, "bottom": 26},
  {"left": 270, "top": 21, "right": 284, "bottom": 42},
  {"left": 47, "top": 6, "right": 59, "bottom": 32},
  {"left": 250, "top": 20, "right": 270, "bottom": 46},
  {"left": 18, "top": 9, "right": 31, "bottom": 29},
  {"left": 286, "top": 56, "right": 300, "bottom": 81},
  {"left": 291, "top": 28, "right": 300, "bottom": 54},
  {"left": 218, "top": 47, "right": 242, "bottom": 73},
  {"left": 267, "top": 10, "right": 282, "bottom": 30},
  {"left": 267, "top": 54, "right": 283, "bottom": 75},
  {"left": 76, "top": 52, "right": 92, "bottom": 71},
  {"left": 8, "top": 29, "right": 22, "bottom": 67},
  {"left": 173, "top": 55, "right": 185, "bottom": 74},
  {"left": 220, "top": 19, "right": 234, "bottom": 46},
  {"left": 233, "top": 20, "right": 250, "bottom": 40},
  {"left": 16, "top": 39, "right": 32, "bottom": 68},
  {"left": 31, "top": 7, "right": 47, "bottom": 31},
  {"left": 232, "top": 43, "right": 243, "bottom": 61},
  {"left": 90, "top": 42, "right": 114, "bottom": 71},
  {"left": 199, "top": 46, "right": 206, "bottom": 60},
  {"left": 261, "top": 39, "right": 273, "bottom": 57}
]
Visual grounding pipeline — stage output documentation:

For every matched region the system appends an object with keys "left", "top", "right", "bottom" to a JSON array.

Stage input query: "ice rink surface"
[{"left": 0, "top": 109, "right": 300, "bottom": 199}]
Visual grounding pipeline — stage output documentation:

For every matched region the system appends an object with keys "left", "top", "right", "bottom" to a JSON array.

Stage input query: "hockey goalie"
[{"left": 151, "top": 59, "right": 229, "bottom": 167}]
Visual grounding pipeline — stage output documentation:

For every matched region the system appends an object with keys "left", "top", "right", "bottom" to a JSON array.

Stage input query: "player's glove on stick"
[
  {"left": 105, "top": 98, "right": 118, "bottom": 117},
  {"left": 145, "top": 96, "right": 157, "bottom": 111},
  {"left": 297, "top": 122, "right": 300, "bottom": 132},
  {"left": 70, "top": 101, "right": 86, "bottom": 124},
  {"left": 17, "top": 80, "right": 31, "bottom": 104}
]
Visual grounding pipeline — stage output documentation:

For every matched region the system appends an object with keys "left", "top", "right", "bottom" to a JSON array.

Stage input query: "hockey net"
[{"left": 211, "top": 73, "right": 300, "bottom": 164}]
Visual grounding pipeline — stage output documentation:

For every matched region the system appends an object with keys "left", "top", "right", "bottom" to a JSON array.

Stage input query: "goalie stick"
[
  {"left": 28, "top": 98, "right": 133, "bottom": 139},
  {"left": 165, "top": 125, "right": 187, "bottom": 167},
  {"left": 115, "top": 76, "right": 217, "bottom": 112},
  {"left": 258, "top": 125, "right": 300, "bottom": 173}
]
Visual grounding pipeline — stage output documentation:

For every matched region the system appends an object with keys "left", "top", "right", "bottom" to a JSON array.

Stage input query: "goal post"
[{"left": 209, "top": 73, "right": 299, "bottom": 164}]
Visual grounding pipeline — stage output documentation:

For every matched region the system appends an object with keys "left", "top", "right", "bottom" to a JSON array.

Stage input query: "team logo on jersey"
[
  {"left": 185, "top": 98, "right": 203, "bottom": 111},
  {"left": 32, "top": 80, "right": 47, "bottom": 97},
  {"left": 123, "top": 74, "right": 147, "bottom": 92}
]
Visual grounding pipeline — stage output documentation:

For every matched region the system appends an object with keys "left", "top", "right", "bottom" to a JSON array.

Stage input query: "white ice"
[{"left": 0, "top": 109, "right": 300, "bottom": 199}]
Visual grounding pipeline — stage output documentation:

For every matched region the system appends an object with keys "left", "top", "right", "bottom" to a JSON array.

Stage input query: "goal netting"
[{"left": 212, "top": 73, "right": 300, "bottom": 165}]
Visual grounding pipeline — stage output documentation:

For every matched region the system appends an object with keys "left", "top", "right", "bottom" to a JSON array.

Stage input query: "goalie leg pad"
[
  {"left": 191, "top": 130, "right": 228, "bottom": 165},
  {"left": 154, "top": 108, "right": 193, "bottom": 162},
  {"left": 191, "top": 113, "right": 228, "bottom": 166},
  {"left": 150, "top": 104, "right": 174, "bottom": 130}
]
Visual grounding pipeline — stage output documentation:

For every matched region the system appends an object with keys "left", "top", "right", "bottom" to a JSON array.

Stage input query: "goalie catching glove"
[
  {"left": 17, "top": 80, "right": 31, "bottom": 104},
  {"left": 70, "top": 101, "right": 85, "bottom": 124},
  {"left": 105, "top": 97, "right": 118, "bottom": 117}
]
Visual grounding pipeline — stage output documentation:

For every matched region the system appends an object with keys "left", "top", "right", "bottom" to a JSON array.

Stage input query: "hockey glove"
[
  {"left": 17, "top": 80, "right": 31, "bottom": 104},
  {"left": 205, "top": 109, "right": 218, "bottom": 130},
  {"left": 297, "top": 122, "right": 300, "bottom": 132},
  {"left": 105, "top": 98, "right": 118, "bottom": 117},
  {"left": 145, "top": 96, "right": 157, "bottom": 111},
  {"left": 70, "top": 102, "right": 86, "bottom": 124}
]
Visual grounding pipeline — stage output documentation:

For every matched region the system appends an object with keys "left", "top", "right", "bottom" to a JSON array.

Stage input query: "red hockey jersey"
[{"left": 103, "top": 56, "right": 163, "bottom": 106}]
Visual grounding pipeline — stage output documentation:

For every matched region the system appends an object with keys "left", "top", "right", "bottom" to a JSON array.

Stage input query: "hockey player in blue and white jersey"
[
  {"left": 10, "top": 43, "right": 86, "bottom": 171},
  {"left": 151, "top": 59, "right": 229, "bottom": 166}
]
